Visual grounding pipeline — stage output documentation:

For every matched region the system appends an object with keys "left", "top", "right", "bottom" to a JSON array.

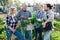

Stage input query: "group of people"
[{"left": 6, "top": 3, "right": 54, "bottom": 40}]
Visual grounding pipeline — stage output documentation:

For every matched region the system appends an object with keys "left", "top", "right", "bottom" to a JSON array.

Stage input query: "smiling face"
[
  {"left": 10, "top": 8, "right": 16, "bottom": 15},
  {"left": 39, "top": 5, "right": 44, "bottom": 11},
  {"left": 22, "top": 4, "right": 27, "bottom": 11}
]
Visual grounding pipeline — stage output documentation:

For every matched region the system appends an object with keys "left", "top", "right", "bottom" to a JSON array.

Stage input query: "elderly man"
[{"left": 17, "top": 3, "right": 32, "bottom": 40}]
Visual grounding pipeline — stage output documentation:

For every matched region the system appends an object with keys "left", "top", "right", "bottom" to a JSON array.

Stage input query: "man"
[
  {"left": 43, "top": 4, "right": 54, "bottom": 40},
  {"left": 35, "top": 4, "right": 46, "bottom": 40},
  {"left": 17, "top": 3, "right": 32, "bottom": 40}
]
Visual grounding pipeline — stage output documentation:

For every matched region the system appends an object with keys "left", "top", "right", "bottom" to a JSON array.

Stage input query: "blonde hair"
[{"left": 8, "top": 6, "right": 17, "bottom": 15}]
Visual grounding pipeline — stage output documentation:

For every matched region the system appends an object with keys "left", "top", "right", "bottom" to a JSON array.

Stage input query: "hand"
[
  {"left": 8, "top": 26, "right": 16, "bottom": 33},
  {"left": 10, "top": 28, "right": 16, "bottom": 33},
  {"left": 28, "top": 18, "right": 31, "bottom": 20},
  {"left": 21, "top": 16, "right": 25, "bottom": 19},
  {"left": 37, "top": 19, "right": 41, "bottom": 22},
  {"left": 52, "top": 28, "right": 54, "bottom": 32},
  {"left": 12, "top": 29, "right": 16, "bottom": 33},
  {"left": 42, "top": 23, "right": 46, "bottom": 28}
]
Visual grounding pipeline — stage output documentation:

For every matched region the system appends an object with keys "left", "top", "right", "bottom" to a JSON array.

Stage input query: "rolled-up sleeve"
[{"left": 48, "top": 12, "right": 54, "bottom": 21}]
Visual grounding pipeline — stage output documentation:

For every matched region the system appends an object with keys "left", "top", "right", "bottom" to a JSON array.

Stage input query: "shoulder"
[
  {"left": 50, "top": 10, "right": 54, "bottom": 15},
  {"left": 27, "top": 10, "right": 31, "bottom": 13},
  {"left": 43, "top": 11, "right": 46, "bottom": 14},
  {"left": 18, "top": 9, "right": 23, "bottom": 13},
  {"left": 26, "top": 10, "right": 31, "bottom": 14},
  {"left": 6, "top": 14, "right": 11, "bottom": 19},
  {"left": 36, "top": 10, "right": 40, "bottom": 13},
  {"left": 6, "top": 14, "right": 9, "bottom": 18},
  {"left": 36, "top": 10, "right": 40, "bottom": 15}
]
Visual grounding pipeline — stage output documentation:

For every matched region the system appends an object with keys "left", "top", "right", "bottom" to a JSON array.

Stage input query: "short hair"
[
  {"left": 22, "top": 3, "right": 27, "bottom": 7},
  {"left": 39, "top": 4, "right": 44, "bottom": 7},
  {"left": 8, "top": 6, "right": 17, "bottom": 15},
  {"left": 46, "top": 4, "right": 53, "bottom": 9}
]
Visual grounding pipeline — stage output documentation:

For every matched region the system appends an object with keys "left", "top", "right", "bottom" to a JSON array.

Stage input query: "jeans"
[
  {"left": 20, "top": 27, "right": 25, "bottom": 40},
  {"left": 44, "top": 30, "right": 51, "bottom": 40},
  {"left": 21, "top": 27, "right": 32, "bottom": 40},
  {"left": 27, "top": 30, "right": 32, "bottom": 40},
  {"left": 35, "top": 28, "right": 43, "bottom": 40},
  {"left": 6, "top": 29, "right": 24, "bottom": 40}
]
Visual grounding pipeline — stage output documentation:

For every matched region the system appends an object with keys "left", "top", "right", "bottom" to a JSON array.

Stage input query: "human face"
[
  {"left": 10, "top": 8, "right": 16, "bottom": 15},
  {"left": 22, "top": 4, "right": 27, "bottom": 11},
  {"left": 39, "top": 5, "right": 43, "bottom": 11},
  {"left": 45, "top": 5, "right": 49, "bottom": 11}
]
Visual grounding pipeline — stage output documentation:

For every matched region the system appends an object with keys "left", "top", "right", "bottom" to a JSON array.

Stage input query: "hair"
[
  {"left": 38, "top": 3, "right": 44, "bottom": 10},
  {"left": 46, "top": 4, "right": 53, "bottom": 9},
  {"left": 22, "top": 3, "right": 27, "bottom": 7},
  {"left": 8, "top": 6, "right": 17, "bottom": 15},
  {"left": 39, "top": 4, "right": 43, "bottom": 7}
]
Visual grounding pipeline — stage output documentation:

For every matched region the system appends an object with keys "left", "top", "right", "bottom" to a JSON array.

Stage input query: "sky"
[{"left": 13, "top": 0, "right": 60, "bottom": 5}]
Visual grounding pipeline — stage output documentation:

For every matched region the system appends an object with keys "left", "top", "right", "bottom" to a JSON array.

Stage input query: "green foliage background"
[{"left": 0, "top": 12, "right": 60, "bottom": 40}]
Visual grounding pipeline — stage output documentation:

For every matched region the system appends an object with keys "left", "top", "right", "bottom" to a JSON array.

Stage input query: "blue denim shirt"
[
  {"left": 35, "top": 10, "right": 46, "bottom": 28},
  {"left": 17, "top": 9, "right": 31, "bottom": 20},
  {"left": 36, "top": 10, "right": 46, "bottom": 19}
]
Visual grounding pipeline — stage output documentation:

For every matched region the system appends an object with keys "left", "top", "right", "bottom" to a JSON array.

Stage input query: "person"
[
  {"left": 17, "top": 3, "right": 32, "bottom": 40},
  {"left": 35, "top": 4, "right": 46, "bottom": 40},
  {"left": 42, "top": 4, "right": 54, "bottom": 40},
  {"left": 6, "top": 6, "right": 24, "bottom": 40}
]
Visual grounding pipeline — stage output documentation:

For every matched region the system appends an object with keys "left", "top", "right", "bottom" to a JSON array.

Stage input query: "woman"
[
  {"left": 6, "top": 6, "right": 24, "bottom": 40},
  {"left": 35, "top": 4, "right": 46, "bottom": 40},
  {"left": 43, "top": 4, "right": 54, "bottom": 40}
]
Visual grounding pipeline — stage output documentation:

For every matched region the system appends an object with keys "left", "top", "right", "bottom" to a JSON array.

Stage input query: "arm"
[
  {"left": 6, "top": 15, "right": 10, "bottom": 27},
  {"left": 45, "top": 12, "right": 54, "bottom": 24},
  {"left": 43, "top": 12, "right": 54, "bottom": 28},
  {"left": 6, "top": 16, "right": 16, "bottom": 33}
]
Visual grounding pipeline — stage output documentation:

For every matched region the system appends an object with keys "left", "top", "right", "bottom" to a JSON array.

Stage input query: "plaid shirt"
[{"left": 6, "top": 15, "right": 18, "bottom": 29}]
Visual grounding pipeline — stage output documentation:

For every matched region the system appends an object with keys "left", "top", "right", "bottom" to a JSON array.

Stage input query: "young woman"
[
  {"left": 43, "top": 4, "right": 54, "bottom": 40},
  {"left": 6, "top": 6, "right": 24, "bottom": 40},
  {"left": 35, "top": 4, "right": 46, "bottom": 40}
]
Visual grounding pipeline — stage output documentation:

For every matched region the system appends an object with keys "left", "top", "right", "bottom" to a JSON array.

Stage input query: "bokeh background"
[{"left": 0, "top": 0, "right": 60, "bottom": 40}]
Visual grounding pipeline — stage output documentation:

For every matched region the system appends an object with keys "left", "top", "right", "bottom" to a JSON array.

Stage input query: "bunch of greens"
[
  {"left": 20, "top": 11, "right": 46, "bottom": 28},
  {"left": 30, "top": 13, "right": 45, "bottom": 28},
  {"left": 21, "top": 20, "right": 27, "bottom": 27}
]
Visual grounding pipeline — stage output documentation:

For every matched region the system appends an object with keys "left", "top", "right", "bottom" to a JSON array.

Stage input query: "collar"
[
  {"left": 38, "top": 10, "right": 44, "bottom": 13},
  {"left": 22, "top": 9, "right": 27, "bottom": 12},
  {"left": 8, "top": 14, "right": 16, "bottom": 18}
]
